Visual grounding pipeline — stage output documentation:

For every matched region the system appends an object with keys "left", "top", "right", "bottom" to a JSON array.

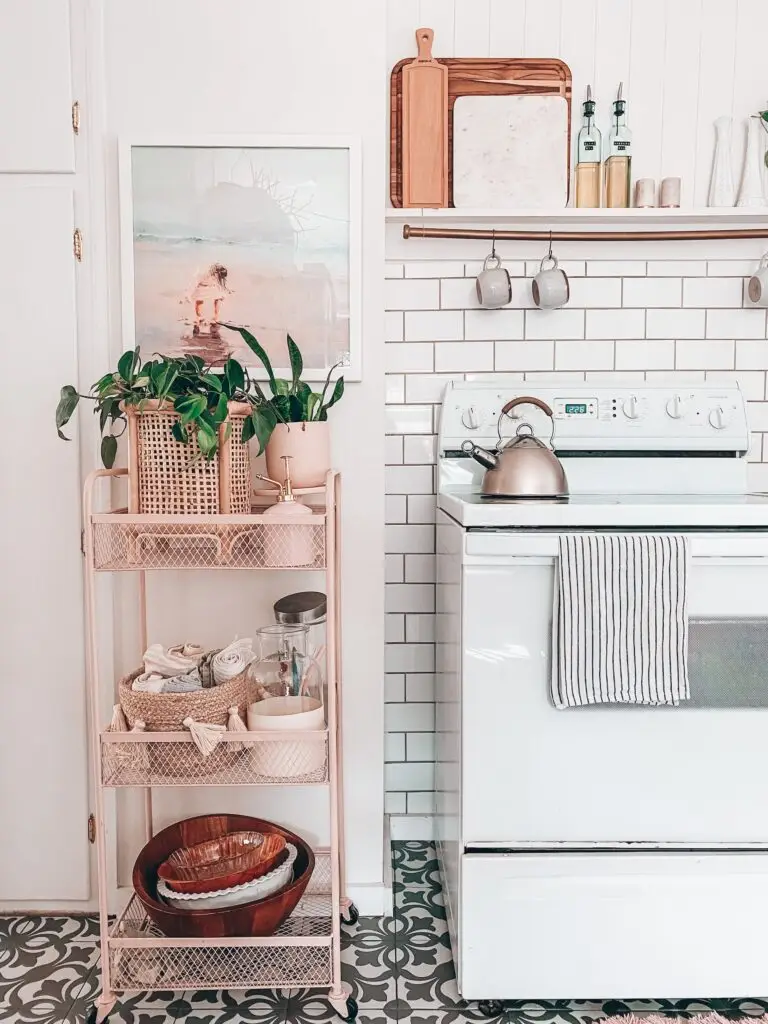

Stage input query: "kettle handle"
[{"left": 501, "top": 396, "right": 554, "bottom": 418}]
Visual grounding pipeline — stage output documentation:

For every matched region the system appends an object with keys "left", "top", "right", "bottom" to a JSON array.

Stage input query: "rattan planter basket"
[
  {"left": 119, "top": 667, "right": 249, "bottom": 731},
  {"left": 126, "top": 401, "right": 252, "bottom": 515}
]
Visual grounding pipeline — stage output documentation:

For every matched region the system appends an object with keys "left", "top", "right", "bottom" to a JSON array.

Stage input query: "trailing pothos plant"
[
  {"left": 55, "top": 348, "right": 268, "bottom": 468},
  {"left": 222, "top": 325, "right": 345, "bottom": 451}
]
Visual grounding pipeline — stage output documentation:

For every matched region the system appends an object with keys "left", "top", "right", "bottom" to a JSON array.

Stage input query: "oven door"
[{"left": 454, "top": 529, "right": 768, "bottom": 845}]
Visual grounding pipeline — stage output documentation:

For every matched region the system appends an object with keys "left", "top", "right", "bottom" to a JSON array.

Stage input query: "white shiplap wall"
[{"left": 385, "top": 0, "right": 768, "bottom": 837}]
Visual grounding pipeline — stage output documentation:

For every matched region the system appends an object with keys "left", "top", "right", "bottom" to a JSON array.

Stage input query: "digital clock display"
[{"left": 565, "top": 403, "right": 588, "bottom": 414}]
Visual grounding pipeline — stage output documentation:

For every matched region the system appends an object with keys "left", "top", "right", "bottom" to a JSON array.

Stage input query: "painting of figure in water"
[{"left": 126, "top": 143, "right": 355, "bottom": 377}]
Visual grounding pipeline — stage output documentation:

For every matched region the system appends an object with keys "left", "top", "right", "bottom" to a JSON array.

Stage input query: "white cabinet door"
[
  {"left": 0, "top": 184, "right": 89, "bottom": 899},
  {"left": 0, "top": 0, "right": 75, "bottom": 172}
]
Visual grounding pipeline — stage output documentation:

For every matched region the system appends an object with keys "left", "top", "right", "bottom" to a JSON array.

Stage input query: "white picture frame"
[{"left": 118, "top": 134, "right": 362, "bottom": 381}]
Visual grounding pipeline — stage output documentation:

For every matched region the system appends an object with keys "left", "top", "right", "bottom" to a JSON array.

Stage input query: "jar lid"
[{"left": 274, "top": 591, "right": 327, "bottom": 624}]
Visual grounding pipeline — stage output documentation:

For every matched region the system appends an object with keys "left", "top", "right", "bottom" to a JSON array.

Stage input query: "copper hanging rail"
[{"left": 402, "top": 224, "right": 768, "bottom": 243}]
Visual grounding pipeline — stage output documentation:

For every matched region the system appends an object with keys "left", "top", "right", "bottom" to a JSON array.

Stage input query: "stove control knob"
[
  {"left": 622, "top": 395, "right": 642, "bottom": 420},
  {"left": 462, "top": 406, "right": 481, "bottom": 430},
  {"left": 666, "top": 394, "right": 687, "bottom": 420},
  {"left": 708, "top": 405, "right": 730, "bottom": 430}
]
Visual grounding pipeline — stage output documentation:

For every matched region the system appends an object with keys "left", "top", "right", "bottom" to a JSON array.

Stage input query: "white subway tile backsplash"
[
  {"left": 676, "top": 339, "right": 735, "bottom": 370},
  {"left": 465, "top": 308, "right": 524, "bottom": 340},
  {"left": 494, "top": 340, "right": 554, "bottom": 371},
  {"left": 385, "top": 643, "right": 435, "bottom": 673},
  {"left": 623, "top": 277, "right": 682, "bottom": 308},
  {"left": 555, "top": 339, "right": 614, "bottom": 371},
  {"left": 735, "top": 341, "right": 768, "bottom": 370},
  {"left": 405, "top": 261, "right": 465, "bottom": 278},
  {"left": 587, "top": 308, "right": 646, "bottom": 339},
  {"left": 385, "top": 343, "right": 434, "bottom": 373},
  {"left": 440, "top": 277, "right": 480, "bottom": 309},
  {"left": 385, "top": 278, "right": 440, "bottom": 310},
  {"left": 587, "top": 260, "right": 646, "bottom": 276},
  {"left": 385, "top": 311, "right": 404, "bottom": 342},
  {"left": 647, "top": 260, "right": 706, "bottom": 277},
  {"left": 405, "top": 310, "right": 463, "bottom": 341},
  {"left": 406, "top": 732, "right": 436, "bottom": 761},
  {"left": 615, "top": 339, "right": 675, "bottom": 370},
  {"left": 386, "top": 525, "right": 435, "bottom": 555},
  {"left": 386, "top": 615, "right": 405, "bottom": 644},
  {"left": 567, "top": 277, "right": 622, "bottom": 308},
  {"left": 684, "top": 277, "right": 744, "bottom": 308},
  {"left": 385, "top": 465, "right": 434, "bottom": 494},
  {"left": 707, "top": 308, "right": 766, "bottom": 339},
  {"left": 385, "top": 246, "right": 768, "bottom": 817},
  {"left": 646, "top": 308, "right": 705, "bottom": 338},
  {"left": 525, "top": 308, "right": 585, "bottom": 340},
  {"left": 385, "top": 702, "right": 435, "bottom": 733},
  {"left": 404, "top": 434, "right": 437, "bottom": 464},
  {"left": 435, "top": 341, "right": 494, "bottom": 372}
]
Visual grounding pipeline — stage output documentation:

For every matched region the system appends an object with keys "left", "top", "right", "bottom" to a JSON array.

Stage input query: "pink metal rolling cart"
[{"left": 82, "top": 468, "right": 358, "bottom": 1024}]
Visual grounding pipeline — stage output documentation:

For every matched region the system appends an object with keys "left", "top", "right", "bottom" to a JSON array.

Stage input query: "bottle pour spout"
[{"left": 462, "top": 440, "right": 498, "bottom": 471}]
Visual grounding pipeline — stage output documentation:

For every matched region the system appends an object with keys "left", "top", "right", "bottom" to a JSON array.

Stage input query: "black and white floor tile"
[{"left": 4, "top": 844, "right": 768, "bottom": 1024}]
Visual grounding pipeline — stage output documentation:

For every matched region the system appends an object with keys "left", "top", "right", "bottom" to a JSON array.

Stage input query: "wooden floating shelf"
[{"left": 386, "top": 207, "right": 768, "bottom": 225}]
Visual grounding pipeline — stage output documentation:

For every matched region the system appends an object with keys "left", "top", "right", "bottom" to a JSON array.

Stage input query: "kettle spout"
[{"left": 461, "top": 440, "right": 498, "bottom": 471}]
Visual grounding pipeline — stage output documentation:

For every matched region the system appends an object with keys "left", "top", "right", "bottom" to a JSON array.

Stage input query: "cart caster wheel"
[
  {"left": 337, "top": 996, "right": 358, "bottom": 1021},
  {"left": 341, "top": 901, "right": 359, "bottom": 926},
  {"left": 478, "top": 1000, "right": 504, "bottom": 1017},
  {"left": 86, "top": 1008, "right": 103, "bottom": 1024}
]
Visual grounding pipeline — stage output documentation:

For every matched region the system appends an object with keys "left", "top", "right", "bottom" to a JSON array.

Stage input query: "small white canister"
[{"left": 247, "top": 695, "right": 326, "bottom": 778}]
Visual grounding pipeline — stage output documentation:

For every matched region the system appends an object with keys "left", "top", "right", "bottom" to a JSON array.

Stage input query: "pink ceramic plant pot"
[{"left": 265, "top": 422, "right": 330, "bottom": 488}]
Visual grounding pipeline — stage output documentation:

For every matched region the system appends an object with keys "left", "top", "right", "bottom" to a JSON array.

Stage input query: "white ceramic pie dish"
[{"left": 156, "top": 843, "right": 298, "bottom": 910}]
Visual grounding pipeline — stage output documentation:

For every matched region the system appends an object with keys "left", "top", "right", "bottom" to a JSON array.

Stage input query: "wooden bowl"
[
  {"left": 133, "top": 814, "right": 314, "bottom": 938},
  {"left": 158, "top": 831, "right": 287, "bottom": 894}
]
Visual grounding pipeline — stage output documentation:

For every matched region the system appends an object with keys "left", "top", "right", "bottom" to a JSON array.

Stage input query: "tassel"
[
  {"left": 130, "top": 718, "right": 146, "bottom": 733},
  {"left": 108, "top": 704, "right": 128, "bottom": 732},
  {"left": 183, "top": 717, "right": 226, "bottom": 757},
  {"left": 226, "top": 705, "right": 248, "bottom": 746}
]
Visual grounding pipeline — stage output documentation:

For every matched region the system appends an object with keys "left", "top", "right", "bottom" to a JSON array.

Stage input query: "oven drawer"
[{"left": 459, "top": 851, "right": 768, "bottom": 999}]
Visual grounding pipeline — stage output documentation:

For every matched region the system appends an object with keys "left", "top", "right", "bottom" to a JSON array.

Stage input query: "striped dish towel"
[{"left": 552, "top": 533, "right": 690, "bottom": 708}]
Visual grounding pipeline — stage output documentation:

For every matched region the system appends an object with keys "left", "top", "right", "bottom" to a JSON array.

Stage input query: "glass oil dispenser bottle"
[
  {"left": 605, "top": 82, "right": 632, "bottom": 208},
  {"left": 575, "top": 85, "right": 602, "bottom": 208}
]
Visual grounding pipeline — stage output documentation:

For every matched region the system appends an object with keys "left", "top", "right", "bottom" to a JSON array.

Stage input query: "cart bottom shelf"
[{"left": 109, "top": 853, "right": 334, "bottom": 992}]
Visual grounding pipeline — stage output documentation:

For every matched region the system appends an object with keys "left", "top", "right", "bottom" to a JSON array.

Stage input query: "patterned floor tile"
[
  {"left": 391, "top": 843, "right": 441, "bottom": 892},
  {"left": 285, "top": 988, "right": 399, "bottom": 1024}
]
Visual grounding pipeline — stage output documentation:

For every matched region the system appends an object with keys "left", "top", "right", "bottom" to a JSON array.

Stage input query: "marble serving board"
[{"left": 452, "top": 94, "right": 569, "bottom": 209}]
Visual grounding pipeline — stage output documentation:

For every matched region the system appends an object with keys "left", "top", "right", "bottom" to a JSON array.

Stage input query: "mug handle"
[
  {"left": 760, "top": 253, "right": 768, "bottom": 270},
  {"left": 483, "top": 254, "right": 502, "bottom": 271},
  {"left": 539, "top": 255, "right": 558, "bottom": 272}
]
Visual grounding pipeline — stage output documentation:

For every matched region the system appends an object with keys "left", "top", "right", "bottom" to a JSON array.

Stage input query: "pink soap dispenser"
[{"left": 256, "top": 456, "right": 316, "bottom": 567}]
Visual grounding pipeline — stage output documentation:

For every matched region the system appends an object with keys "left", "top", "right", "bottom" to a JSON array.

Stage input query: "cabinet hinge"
[
  {"left": 87, "top": 814, "right": 96, "bottom": 844},
  {"left": 71, "top": 101, "right": 80, "bottom": 135},
  {"left": 73, "top": 228, "right": 83, "bottom": 262}
]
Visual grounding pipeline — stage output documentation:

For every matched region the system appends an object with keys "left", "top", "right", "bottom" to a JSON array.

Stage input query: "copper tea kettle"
[{"left": 462, "top": 397, "right": 569, "bottom": 499}]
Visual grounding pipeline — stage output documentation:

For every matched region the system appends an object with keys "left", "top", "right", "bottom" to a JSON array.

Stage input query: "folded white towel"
[
  {"left": 132, "top": 668, "right": 202, "bottom": 693},
  {"left": 212, "top": 637, "right": 254, "bottom": 685},
  {"left": 552, "top": 533, "right": 689, "bottom": 708},
  {"left": 142, "top": 642, "right": 201, "bottom": 678}
]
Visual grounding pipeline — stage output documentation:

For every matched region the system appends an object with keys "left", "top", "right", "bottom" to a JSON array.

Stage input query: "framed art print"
[{"left": 119, "top": 135, "right": 362, "bottom": 380}]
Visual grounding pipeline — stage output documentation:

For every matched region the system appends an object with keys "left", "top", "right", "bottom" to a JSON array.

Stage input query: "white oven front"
[{"left": 452, "top": 526, "right": 768, "bottom": 846}]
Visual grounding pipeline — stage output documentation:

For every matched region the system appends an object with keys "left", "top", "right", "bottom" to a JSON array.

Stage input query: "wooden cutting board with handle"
[{"left": 401, "top": 28, "right": 449, "bottom": 208}]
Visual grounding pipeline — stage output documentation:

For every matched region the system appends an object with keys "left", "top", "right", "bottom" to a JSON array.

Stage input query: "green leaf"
[
  {"left": 249, "top": 405, "right": 277, "bottom": 455},
  {"left": 307, "top": 392, "right": 322, "bottom": 421},
  {"left": 272, "top": 378, "right": 291, "bottom": 397},
  {"left": 224, "top": 358, "right": 245, "bottom": 395},
  {"left": 323, "top": 376, "right": 345, "bottom": 414},
  {"left": 201, "top": 373, "right": 223, "bottom": 392},
  {"left": 241, "top": 415, "right": 256, "bottom": 443},
  {"left": 56, "top": 385, "right": 80, "bottom": 440},
  {"left": 761, "top": 110, "right": 768, "bottom": 123},
  {"left": 212, "top": 392, "right": 229, "bottom": 424},
  {"left": 99, "top": 397, "right": 116, "bottom": 433},
  {"left": 174, "top": 394, "right": 207, "bottom": 423},
  {"left": 100, "top": 434, "right": 117, "bottom": 468},
  {"left": 221, "top": 325, "right": 277, "bottom": 393},
  {"left": 117, "top": 349, "right": 136, "bottom": 383},
  {"left": 287, "top": 335, "right": 303, "bottom": 394},
  {"left": 171, "top": 421, "right": 188, "bottom": 444},
  {"left": 270, "top": 394, "right": 291, "bottom": 424},
  {"left": 196, "top": 419, "right": 218, "bottom": 458}
]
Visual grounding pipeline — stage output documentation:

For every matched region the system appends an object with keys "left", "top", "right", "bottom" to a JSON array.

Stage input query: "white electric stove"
[{"left": 435, "top": 381, "right": 768, "bottom": 1002}]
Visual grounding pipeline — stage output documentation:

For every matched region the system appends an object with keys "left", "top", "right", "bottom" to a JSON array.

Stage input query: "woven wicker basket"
[
  {"left": 119, "top": 668, "right": 249, "bottom": 731},
  {"left": 125, "top": 401, "right": 252, "bottom": 515}
]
